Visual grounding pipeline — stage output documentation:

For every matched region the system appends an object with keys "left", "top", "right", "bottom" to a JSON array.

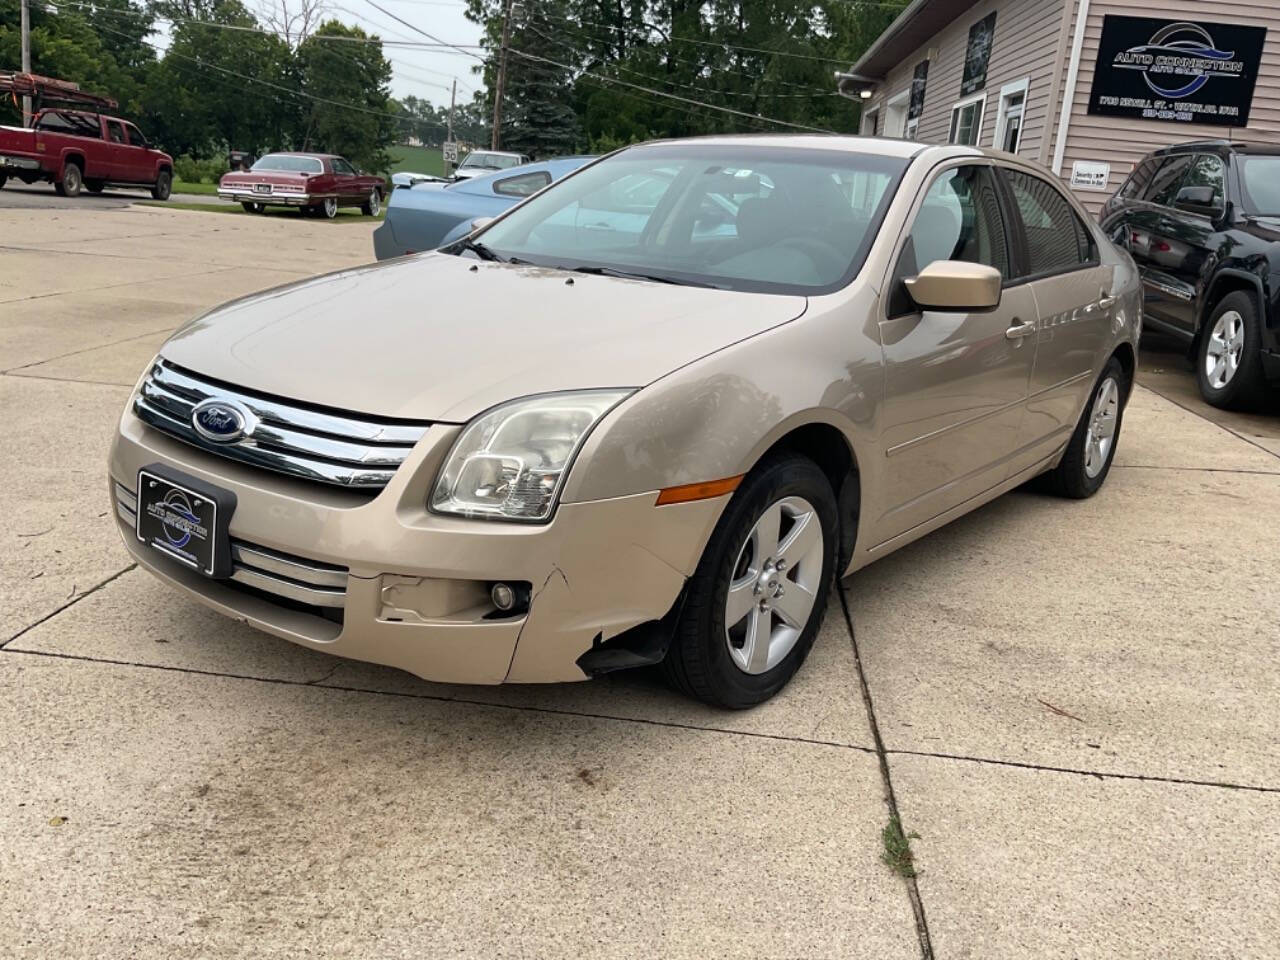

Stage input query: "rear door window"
[
  {"left": 1002, "top": 169, "right": 1095, "bottom": 276},
  {"left": 1179, "top": 154, "right": 1227, "bottom": 210},
  {"left": 1117, "top": 158, "right": 1159, "bottom": 200},
  {"left": 888, "top": 165, "right": 1011, "bottom": 316}
]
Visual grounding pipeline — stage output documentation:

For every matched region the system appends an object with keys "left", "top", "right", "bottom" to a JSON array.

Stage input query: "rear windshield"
[
  {"left": 465, "top": 143, "right": 907, "bottom": 295},
  {"left": 460, "top": 152, "right": 523, "bottom": 171},
  {"left": 251, "top": 155, "right": 323, "bottom": 174},
  {"left": 34, "top": 111, "right": 102, "bottom": 138},
  {"left": 1239, "top": 156, "right": 1280, "bottom": 216}
]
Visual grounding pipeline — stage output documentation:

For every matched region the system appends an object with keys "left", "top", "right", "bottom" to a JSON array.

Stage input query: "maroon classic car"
[{"left": 218, "top": 152, "right": 386, "bottom": 218}]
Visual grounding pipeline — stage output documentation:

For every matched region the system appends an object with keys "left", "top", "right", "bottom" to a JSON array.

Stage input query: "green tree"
[{"left": 295, "top": 20, "right": 396, "bottom": 171}]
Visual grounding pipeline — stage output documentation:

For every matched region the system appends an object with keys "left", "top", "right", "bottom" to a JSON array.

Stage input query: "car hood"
[{"left": 159, "top": 253, "right": 807, "bottom": 422}]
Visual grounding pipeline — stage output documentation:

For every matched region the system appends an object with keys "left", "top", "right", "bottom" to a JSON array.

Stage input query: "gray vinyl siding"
[
  {"left": 862, "top": 0, "right": 1068, "bottom": 160},
  {"left": 1050, "top": 0, "right": 1280, "bottom": 213}
]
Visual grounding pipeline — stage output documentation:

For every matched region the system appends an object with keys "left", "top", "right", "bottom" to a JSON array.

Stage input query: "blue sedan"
[{"left": 372, "top": 157, "right": 594, "bottom": 260}]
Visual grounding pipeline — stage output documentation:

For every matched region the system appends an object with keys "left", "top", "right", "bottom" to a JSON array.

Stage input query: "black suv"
[{"left": 1100, "top": 141, "right": 1280, "bottom": 409}]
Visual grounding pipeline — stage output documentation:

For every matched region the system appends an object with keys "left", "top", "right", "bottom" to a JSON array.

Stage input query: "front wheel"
[
  {"left": 1038, "top": 357, "right": 1128, "bottom": 499},
  {"left": 663, "top": 454, "right": 837, "bottom": 709},
  {"left": 361, "top": 188, "right": 381, "bottom": 217},
  {"left": 320, "top": 196, "right": 338, "bottom": 219},
  {"left": 150, "top": 170, "right": 172, "bottom": 201},
  {"left": 1196, "top": 291, "right": 1266, "bottom": 410}
]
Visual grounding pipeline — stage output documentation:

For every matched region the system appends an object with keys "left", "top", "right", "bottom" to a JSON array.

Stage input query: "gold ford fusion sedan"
[{"left": 109, "top": 137, "right": 1140, "bottom": 708}]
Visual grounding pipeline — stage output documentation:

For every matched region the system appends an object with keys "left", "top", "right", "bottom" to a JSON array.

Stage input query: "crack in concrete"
[
  {"left": 1137, "top": 382, "right": 1280, "bottom": 463},
  {"left": 885, "top": 747, "right": 1280, "bottom": 795},
  {"left": 1, "top": 326, "right": 177, "bottom": 375},
  {"left": 836, "top": 584, "right": 935, "bottom": 960},
  {"left": 2, "top": 564, "right": 137, "bottom": 650},
  {"left": 0, "top": 371, "right": 135, "bottom": 388},
  {"left": 0, "top": 264, "right": 242, "bottom": 307},
  {"left": 0, "top": 645, "right": 881, "bottom": 753},
  {"left": 1113, "top": 464, "right": 1280, "bottom": 476}
]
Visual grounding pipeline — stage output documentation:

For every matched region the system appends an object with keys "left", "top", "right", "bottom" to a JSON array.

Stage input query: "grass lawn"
[
  {"left": 142, "top": 200, "right": 384, "bottom": 222},
  {"left": 387, "top": 144, "right": 449, "bottom": 178},
  {"left": 172, "top": 179, "right": 219, "bottom": 195}
]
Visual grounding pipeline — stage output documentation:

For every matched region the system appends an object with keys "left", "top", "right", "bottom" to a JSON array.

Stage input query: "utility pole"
[
  {"left": 447, "top": 78, "right": 456, "bottom": 145},
  {"left": 20, "top": 0, "right": 32, "bottom": 126},
  {"left": 490, "top": 0, "right": 515, "bottom": 150}
]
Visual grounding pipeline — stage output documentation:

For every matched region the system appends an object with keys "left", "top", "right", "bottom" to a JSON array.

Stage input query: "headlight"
[{"left": 430, "top": 390, "right": 631, "bottom": 522}]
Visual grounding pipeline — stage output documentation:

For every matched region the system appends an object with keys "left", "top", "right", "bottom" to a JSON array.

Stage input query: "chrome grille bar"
[{"left": 133, "top": 359, "right": 430, "bottom": 489}]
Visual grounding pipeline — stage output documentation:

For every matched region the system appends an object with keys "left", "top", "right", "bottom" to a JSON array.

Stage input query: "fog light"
[{"left": 491, "top": 582, "right": 516, "bottom": 611}]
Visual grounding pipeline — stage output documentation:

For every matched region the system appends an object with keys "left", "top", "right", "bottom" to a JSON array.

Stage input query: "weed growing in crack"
[{"left": 881, "top": 813, "right": 921, "bottom": 878}]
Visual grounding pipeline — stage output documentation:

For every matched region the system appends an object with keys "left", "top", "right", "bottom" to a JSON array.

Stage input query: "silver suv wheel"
[{"left": 1204, "top": 310, "right": 1245, "bottom": 390}]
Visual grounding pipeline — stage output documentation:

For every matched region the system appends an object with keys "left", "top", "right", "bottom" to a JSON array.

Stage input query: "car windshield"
[
  {"left": 464, "top": 143, "right": 907, "bottom": 294},
  {"left": 1239, "top": 156, "right": 1280, "bottom": 216},
  {"left": 252, "top": 155, "right": 323, "bottom": 174},
  {"left": 461, "top": 153, "right": 522, "bottom": 171}
]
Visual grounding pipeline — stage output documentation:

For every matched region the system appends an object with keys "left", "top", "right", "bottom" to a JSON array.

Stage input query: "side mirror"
[
  {"left": 1174, "top": 185, "right": 1223, "bottom": 217},
  {"left": 904, "top": 260, "right": 1002, "bottom": 312},
  {"left": 470, "top": 217, "right": 494, "bottom": 232}
]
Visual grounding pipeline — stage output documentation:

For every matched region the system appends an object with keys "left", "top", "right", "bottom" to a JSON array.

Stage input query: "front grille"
[
  {"left": 115, "top": 482, "right": 348, "bottom": 611},
  {"left": 133, "top": 359, "right": 429, "bottom": 490}
]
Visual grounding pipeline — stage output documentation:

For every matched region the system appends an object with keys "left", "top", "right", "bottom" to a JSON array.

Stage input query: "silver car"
[{"left": 109, "top": 136, "right": 1140, "bottom": 708}]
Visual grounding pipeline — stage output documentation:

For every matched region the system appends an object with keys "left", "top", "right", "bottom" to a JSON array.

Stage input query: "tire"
[
  {"left": 662, "top": 454, "right": 837, "bottom": 709},
  {"left": 1195, "top": 291, "right": 1267, "bottom": 410},
  {"left": 150, "top": 169, "right": 172, "bottom": 201},
  {"left": 85, "top": 180, "right": 104, "bottom": 194},
  {"left": 55, "top": 161, "right": 83, "bottom": 197},
  {"left": 1, "top": 173, "right": 10, "bottom": 190},
  {"left": 241, "top": 201, "right": 264, "bottom": 213},
  {"left": 361, "top": 188, "right": 381, "bottom": 217},
  {"left": 320, "top": 196, "right": 338, "bottom": 219},
  {"left": 1039, "top": 357, "right": 1128, "bottom": 499}
]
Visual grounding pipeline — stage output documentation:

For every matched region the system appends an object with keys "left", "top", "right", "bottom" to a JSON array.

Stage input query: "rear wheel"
[
  {"left": 662, "top": 454, "right": 836, "bottom": 709},
  {"left": 361, "top": 188, "right": 381, "bottom": 217},
  {"left": 54, "top": 161, "right": 83, "bottom": 197},
  {"left": 1038, "top": 357, "right": 1127, "bottom": 499},
  {"left": 1196, "top": 291, "right": 1266, "bottom": 410},
  {"left": 150, "top": 170, "right": 172, "bottom": 201}
]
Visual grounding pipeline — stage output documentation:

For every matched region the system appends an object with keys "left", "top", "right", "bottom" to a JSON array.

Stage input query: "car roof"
[
  {"left": 1147, "top": 140, "right": 1280, "bottom": 158},
  {"left": 259, "top": 151, "right": 338, "bottom": 160}
]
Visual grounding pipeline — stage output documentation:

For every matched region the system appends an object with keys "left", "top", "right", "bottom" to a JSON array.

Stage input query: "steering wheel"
[{"left": 778, "top": 235, "right": 847, "bottom": 279}]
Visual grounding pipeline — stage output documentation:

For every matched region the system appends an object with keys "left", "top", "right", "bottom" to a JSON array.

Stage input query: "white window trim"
[
  {"left": 992, "top": 77, "right": 1030, "bottom": 155},
  {"left": 861, "top": 105, "right": 880, "bottom": 137},
  {"left": 948, "top": 92, "right": 987, "bottom": 146},
  {"left": 905, "top": 117, "right": 920, "bottom": 141},
  {"left": 883, "top": 89, "right": 911, "bottom": 138}
]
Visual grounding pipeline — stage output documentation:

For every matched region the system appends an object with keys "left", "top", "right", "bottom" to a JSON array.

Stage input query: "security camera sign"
[
  {"left": 1088, "top": 16, "right": 1267, "bottom": 127},
  {"left": 1070, "top": 161, "right": 1112, "bottom": 191}
]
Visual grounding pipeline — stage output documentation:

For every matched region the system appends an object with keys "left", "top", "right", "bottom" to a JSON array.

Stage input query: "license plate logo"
[{"left": 136, "top": 471, "right": 221, "bottom": 576}]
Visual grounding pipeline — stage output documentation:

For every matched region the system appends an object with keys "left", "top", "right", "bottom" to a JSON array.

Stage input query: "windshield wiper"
[
  {"left": 453, "top": 237, "right": 507, "bottom": 262},
  {"left": 569, "top": 265, "right": 720, "bottom": 289}
]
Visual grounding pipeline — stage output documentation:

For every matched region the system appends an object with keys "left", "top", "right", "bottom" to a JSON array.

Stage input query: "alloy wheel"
[
  {"left": 369, "top": 189, "right": 381, "bottom": 216},
  {"left": 1084, "top": 376, "right": 1120, "bottom": 479},
  {"left": 724, "top": 495, "right": 824, "bottom": 675},
  {"left": 1204, "top": 310, "right": 1245, "bottom": 390},
  {"left": 323, "top": 197, "right": 338, "bottom": 219}
]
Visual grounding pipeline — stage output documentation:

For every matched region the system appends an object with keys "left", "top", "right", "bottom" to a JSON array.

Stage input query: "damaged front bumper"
[{"left": 108, "top": 409, "right": 726, "bottom": 684}]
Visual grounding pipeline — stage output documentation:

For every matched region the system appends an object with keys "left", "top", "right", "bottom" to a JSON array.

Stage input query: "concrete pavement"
[{"left": 1, "top": 202, "right": 1277, "bottom": 957}]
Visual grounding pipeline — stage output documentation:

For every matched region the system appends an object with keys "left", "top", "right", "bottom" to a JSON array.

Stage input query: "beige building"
[{"left": 839, "top": 0, "right": 1280, "bottom": 213}]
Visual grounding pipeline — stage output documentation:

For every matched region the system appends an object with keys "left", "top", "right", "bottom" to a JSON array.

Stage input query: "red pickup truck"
[{"left": 0, "top": 108, "right": 173, "bottom": 199}]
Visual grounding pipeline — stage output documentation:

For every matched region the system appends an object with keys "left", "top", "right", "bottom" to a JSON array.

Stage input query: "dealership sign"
[{"left": 1088, "top": 16, "right": 1267, "bottom": 127}]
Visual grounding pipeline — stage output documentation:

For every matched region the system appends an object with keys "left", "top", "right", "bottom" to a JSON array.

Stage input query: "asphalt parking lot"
[{"left": 2, "top": 199, "right": 1278, "bottom": 958}]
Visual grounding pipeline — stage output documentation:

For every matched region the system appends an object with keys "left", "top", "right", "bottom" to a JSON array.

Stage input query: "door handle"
[
  {"left": 1005, "top": 318, "right": 1036, "bottom": 340},
  {"left": 1097, "top": 295, "right": 1117, "bottom": 310}
]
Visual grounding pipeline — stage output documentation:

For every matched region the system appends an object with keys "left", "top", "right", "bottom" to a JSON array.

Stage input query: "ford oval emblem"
[{"left": 191, "top": 398, "right": 253, "bottom": 443}]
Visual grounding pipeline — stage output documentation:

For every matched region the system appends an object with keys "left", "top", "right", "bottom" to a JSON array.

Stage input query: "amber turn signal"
[{"left": 655, "top": 475, "right": 744, "bottom": 506}]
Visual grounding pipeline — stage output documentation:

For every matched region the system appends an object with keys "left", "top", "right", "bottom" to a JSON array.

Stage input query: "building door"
[
  {"left": 884, "top": 92, "right": 909, "bottom": 138},
  {"left": 874, "top": 163, "right": 1038, "bottom": 545}
]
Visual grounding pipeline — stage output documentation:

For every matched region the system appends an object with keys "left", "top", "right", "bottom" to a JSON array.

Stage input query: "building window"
[
  {"left": 948, "top": 94, "right": 986, "bottom": 146},
  {"left": 993, "top": 78, "right": 1029, "bottom": 155}
]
